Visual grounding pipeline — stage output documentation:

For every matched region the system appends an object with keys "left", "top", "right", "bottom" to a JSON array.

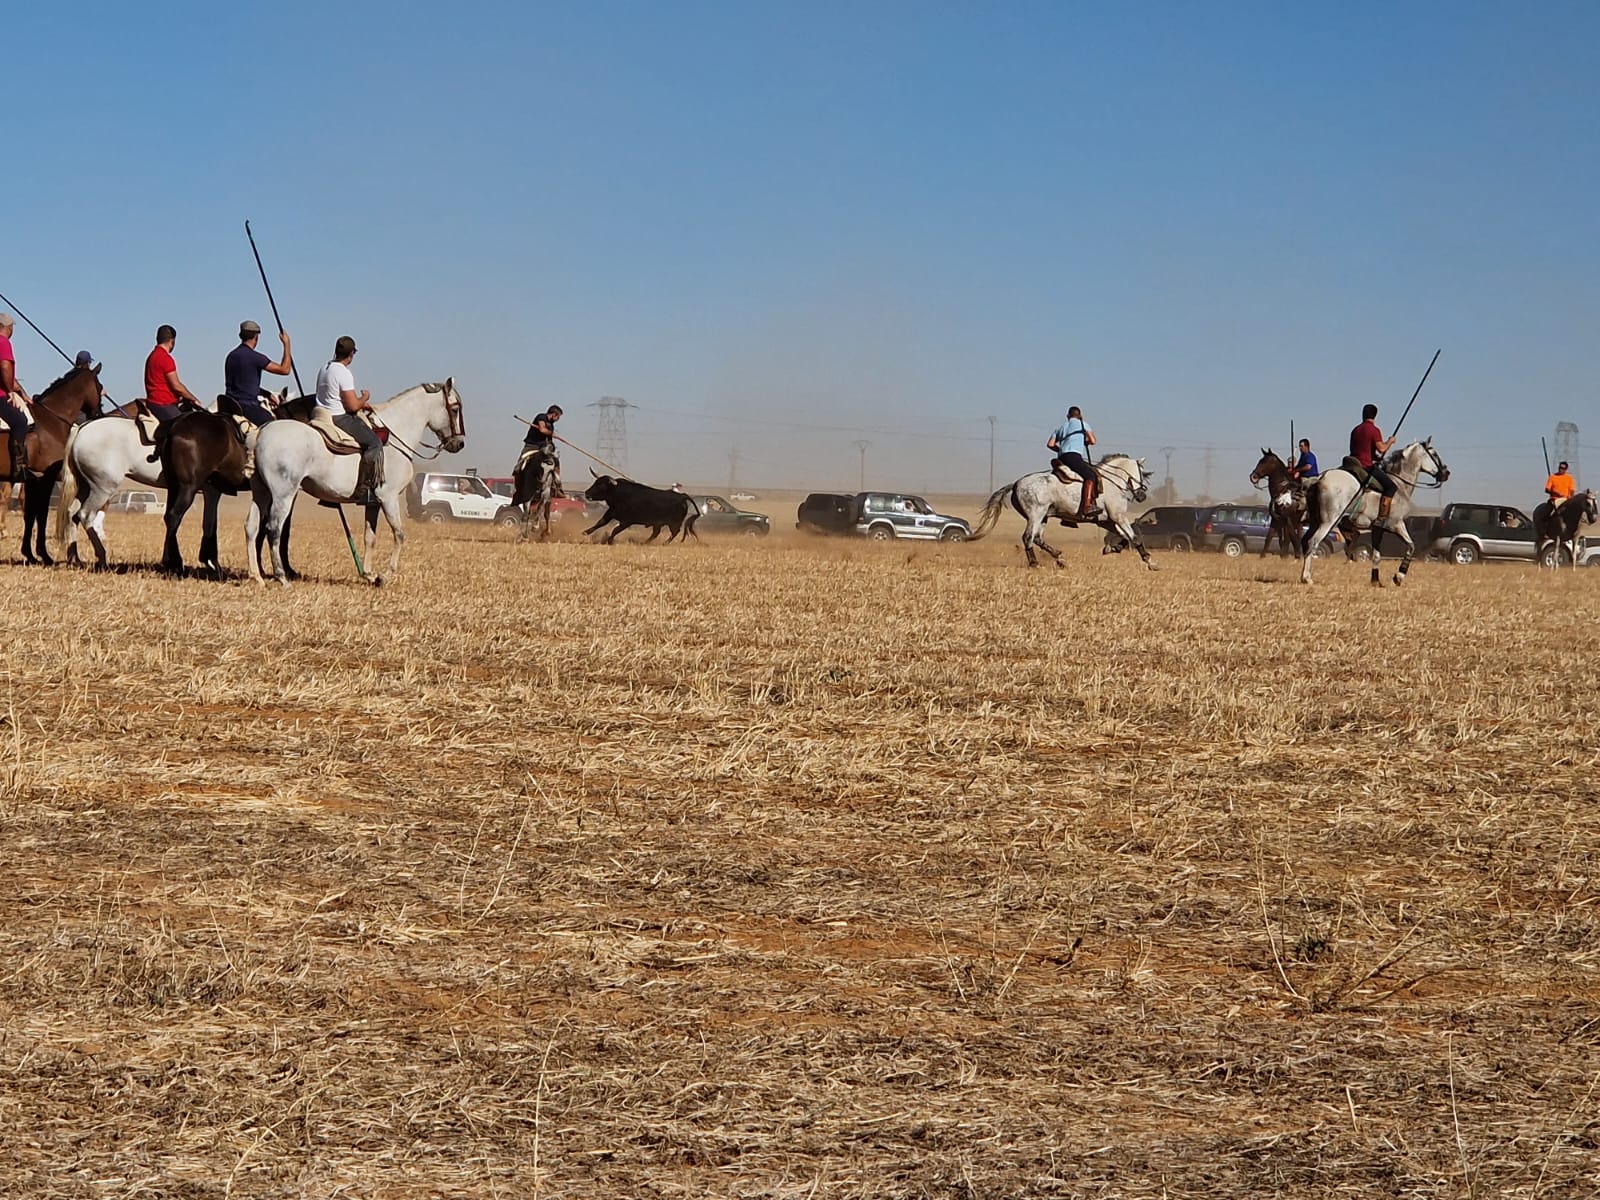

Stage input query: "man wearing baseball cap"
[
  {"left": 315, "top": 334, "right": 383, "bottom": 504},
  {"left": 74, "top": 350, "right": 95, "bottom": 369},
  {"left": 224, "top": 319, "right": 293, "bottom": 426}
]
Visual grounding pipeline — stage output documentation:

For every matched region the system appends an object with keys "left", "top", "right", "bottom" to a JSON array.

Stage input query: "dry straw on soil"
[{"left": 2, "top": 511, "right": 1598, "bottom": 1198}]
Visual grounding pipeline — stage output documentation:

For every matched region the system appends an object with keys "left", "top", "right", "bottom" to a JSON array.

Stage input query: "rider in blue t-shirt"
[
  {"left": 1047, "top": 406, "right": 1099, "bottom": 518},
  {"left": 1289, "top": 438, "right": 1318, "bottom": 483}
]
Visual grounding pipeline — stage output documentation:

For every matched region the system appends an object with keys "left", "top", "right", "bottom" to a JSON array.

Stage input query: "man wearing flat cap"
[{"left": 224, "top": 320, "right": 293, "bottom": 426}]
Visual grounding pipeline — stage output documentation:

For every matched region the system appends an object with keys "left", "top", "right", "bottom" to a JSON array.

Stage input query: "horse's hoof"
[
  {"left": 1145, "top": 561, "right": 1160, "bottom": 571},
  {"left": 1053, "top": 559, "right": 1065, "bottom": 570}
]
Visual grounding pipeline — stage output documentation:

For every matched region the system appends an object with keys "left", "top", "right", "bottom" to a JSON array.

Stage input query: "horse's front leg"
[
  {"left": 162, "top": 483, "right": 200, "bottom": 575},
  {"left": 1108, "top": 518, "right": 1157, "bottom": 570},
  {"left": 244, "top": 487, "right": 266, "bottom": 585},
  {"left": 361, "top": 504, "right": 382, "bottom": 582},
  {"left": 1393, "top": 532, "right": 1416, "bottom": 586},
  {"left": 1369, "top": 527, "right": 1385, "bottom": 587}
]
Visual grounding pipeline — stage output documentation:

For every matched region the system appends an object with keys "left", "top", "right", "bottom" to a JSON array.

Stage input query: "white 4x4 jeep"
[{"left": 407, "top": 472, "right": 519, "bottom": 526}]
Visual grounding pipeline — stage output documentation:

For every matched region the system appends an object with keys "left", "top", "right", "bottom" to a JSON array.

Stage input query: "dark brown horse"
[
  {"left": 1534, "top": 489, "right": 1599, "bottom": 570},
  {"left": 156, "top": 391, "right": 303, "bottom": 577},
  {"left": 0, "top": 366, "right": 104, "bottom": 563},
  {"left": 1248, "top": 448, "right": 1304, "bottom": 559},
  {"left": 156, "top": 407, "right": 250, "bottom": 575}
]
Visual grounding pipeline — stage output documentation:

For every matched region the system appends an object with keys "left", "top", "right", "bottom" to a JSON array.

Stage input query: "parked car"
[
  {"left": 108, "top": 489, "right": 166, "bottom": 515},
  {"left": 689, "top": 495, "right": 770, "bottom": 537},
  {"left": 482, "top": 476, "right": 516, "bottom": 501},
  {"left": 1426, "top": 503, "right": 1537, "bottom": 565},
  {"left": 1580, "top": 536, "right": 1600, "bottom": 568},
  {"left": 406, "top": 472, "right": 520, "bottom": 526},
  {"left": 1194, "top": 503, "right": 1345, "bottom": 558},
  {"left": 730, "top": 491, "right": 758, "bottom": 502},
  {"left": 795, "top": 492, "right": 970, "bottom": 541},
  {"left": 797, "top": 493, "right": 858, "bottom": 534},
  {"left": 1128, "top": 505, "right": 1206, "bottom": 550},
  {"left": 855, "top": 493, "right": 970, "bottom": 541}
]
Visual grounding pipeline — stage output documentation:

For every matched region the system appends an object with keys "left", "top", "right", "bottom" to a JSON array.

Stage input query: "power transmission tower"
[
  {"left": 852, "top": 440, "right": 870, "bottom": 490},
  {"left": 727, "top": 446, "right": 740, "bottom": 494},
  {"left": 589, "top": 396, "right": 630, "bottom": 473},
  {"left": 1203, "top": 447, "right": 1214, "bottom": 501},
  {"left": 1555, "top": 421, "right": 1580, "bottom": 484},
  {"left": 1159, "top": 446, "right": 1175, "bottom": 503}
]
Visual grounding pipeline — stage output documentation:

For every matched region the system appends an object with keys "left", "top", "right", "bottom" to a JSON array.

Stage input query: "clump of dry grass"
[{"left": 2, "top": 509, "right": 1598, "bottom": 1197}]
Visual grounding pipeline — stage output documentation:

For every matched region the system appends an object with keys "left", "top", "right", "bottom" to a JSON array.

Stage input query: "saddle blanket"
[{"left": 308, "top": 410, "right": 363, "bottom": 455}]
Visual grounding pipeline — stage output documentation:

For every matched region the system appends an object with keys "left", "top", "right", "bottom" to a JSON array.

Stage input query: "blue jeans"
[{"left": 0, "top": 396, "right": 27, "bottom": 439}]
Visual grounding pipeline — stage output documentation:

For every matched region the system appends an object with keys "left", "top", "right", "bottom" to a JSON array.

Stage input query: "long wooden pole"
[{"left": 513, "top": 415, "right": 633, "bottom": 480}]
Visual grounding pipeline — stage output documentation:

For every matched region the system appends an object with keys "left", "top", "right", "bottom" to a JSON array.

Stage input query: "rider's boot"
[
  {"left": 8, "top": 433, "right": 25, "bottom": 480},
  {"left": 1376, "top": 494, "right": 1394, "bottom": 528},
  {"left": 1076, "top": 479, "right": 1097, "bottom": 520},
  {"left": 351, "top": 454, "right": 380, "bottom": 506}
]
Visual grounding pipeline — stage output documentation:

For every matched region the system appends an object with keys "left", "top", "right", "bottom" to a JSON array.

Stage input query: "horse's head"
[
  {"left": 1095, "top": 454, "right": 1149, "bottom": 504},
  {"left": 1400, "top": 438, "right": 1449, "bottom": 484},
  {"left": 1580, "top": 489, "right": 1599, "bottom": 526},
  {"left": 424, "top": 377, "right": 466, "bottom": 454},
  {"left": 1249, "top": 448, "right": 1284, "bottom": 486}
]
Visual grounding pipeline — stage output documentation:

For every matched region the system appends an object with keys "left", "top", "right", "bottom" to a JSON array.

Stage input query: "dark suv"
[
  {"left": 689, "top": 495, "right": 770, "bottom": 537},
  {"left": 1197, "top": 505, "right": 1273, "bottom": 556},
  {"left": 1128, "top": 505, "right": 1205, "bottom": 550}
]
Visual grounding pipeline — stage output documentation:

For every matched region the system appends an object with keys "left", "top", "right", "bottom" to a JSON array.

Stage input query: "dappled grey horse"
[
  {"left": 969, "top": 453, "right": 1155, "bottom": 568},
  {"left": 1300, "top": 439, "right": 1449, "bottom": 587}
]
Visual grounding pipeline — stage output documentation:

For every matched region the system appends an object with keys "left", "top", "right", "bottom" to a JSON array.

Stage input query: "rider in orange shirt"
[{"left": 1545, "top": 461, "right": 1576, "bottom": 507}]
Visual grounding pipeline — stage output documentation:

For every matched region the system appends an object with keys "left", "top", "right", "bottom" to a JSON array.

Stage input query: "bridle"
[
  {"left": 377, "top": 381, "right": 464, "bottom": 461},
  {"left": 1095, "top": 457, "right": 1150, "bottom": 503},
  {"left": 1397, "top": 442, "right": 1449, "bottom": 490}
]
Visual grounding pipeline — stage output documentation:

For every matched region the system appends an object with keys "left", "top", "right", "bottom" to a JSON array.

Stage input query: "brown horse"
[
  {"left": 156, "top": 391, "right": 304, "bottom": 577},
  {"left": 0, "top": 366, "right": 104, "bottom": 563},
  {"left": 155, "top": 406, "right": 250, "bottom": 575},
  {"left": 1248, "top": 448, "right": 1305, "bottom": 559}
]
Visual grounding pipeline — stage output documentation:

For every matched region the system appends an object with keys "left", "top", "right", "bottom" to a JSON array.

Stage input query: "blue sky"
[{"left": 5, "top": 1, "right": 1596, "bottom": 500}]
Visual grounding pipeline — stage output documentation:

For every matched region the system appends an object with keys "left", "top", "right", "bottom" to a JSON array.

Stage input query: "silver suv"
[{"left": 855, "top": 493, "right": 970, "bottom": 541}]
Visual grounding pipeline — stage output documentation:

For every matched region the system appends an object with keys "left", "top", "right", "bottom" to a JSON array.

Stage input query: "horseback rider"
[
  {"left": 1288, "top": 438, "right": 1318, "bottom": 483},
  {"left": 144, "top": 325, "right": 206, "bottom": 423},
  {"left": 0, "top": 313, "right": 32, "bottom": 478},
  {"left": 315, "top": 335, "right": 384, "bottom": 505},
  {"left": 1349, "top": 403, "right": 1398, "bottom": 526},
  {"left": 520, "top": 405, "right": 564, "bottom": 496},
  {"left": 1545, "top": 460, "right": 1575, "bottom": 509},
  {"left": 1047, "top": 405, "right": 1099, "bottom": 518},
  {"left": 224, "top": 320, "right": 293, "bottom": 427}
]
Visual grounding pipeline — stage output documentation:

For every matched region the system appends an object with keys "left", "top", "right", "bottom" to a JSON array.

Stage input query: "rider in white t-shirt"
[{"left": 314, "top": 335, "right": 383, "bottom": 504}]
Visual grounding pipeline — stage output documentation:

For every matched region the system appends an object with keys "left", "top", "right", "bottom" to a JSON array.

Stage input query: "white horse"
[
  {"left": 55, "top": 417, "right": 161, "bottom": 567},
  {"left": 1299, "top": 439, "right": 1449, "bottom": 586},
  {"left": 245, "top": 379, "right": 465, "bottom": 587},
  {"left": 968, "top": 453, "right": 1156, "bottom": 568}
]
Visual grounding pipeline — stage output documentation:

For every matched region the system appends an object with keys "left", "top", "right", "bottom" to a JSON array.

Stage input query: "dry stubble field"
[{"left": 2, "top": 509, "right": 1598, "bottom": 1198}]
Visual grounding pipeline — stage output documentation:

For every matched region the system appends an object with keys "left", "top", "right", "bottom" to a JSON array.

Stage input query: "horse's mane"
[{"left": 35, "top": 365, "right": 94, "bottom": 400}]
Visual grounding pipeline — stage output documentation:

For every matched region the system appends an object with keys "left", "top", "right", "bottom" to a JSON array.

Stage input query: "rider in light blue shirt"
[{"left": 1047, "top": 406, "right": 1099, "bottom": 519}]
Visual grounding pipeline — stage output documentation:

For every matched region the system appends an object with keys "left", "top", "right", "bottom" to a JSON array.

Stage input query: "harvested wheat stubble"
[{"left": 2, "top": 517, "right": 1599, "bottom": 1198}]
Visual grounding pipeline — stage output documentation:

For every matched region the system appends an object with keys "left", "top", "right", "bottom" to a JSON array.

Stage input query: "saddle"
[
  {"left": 308, "top": 409, "right": 364, "bottom": 455},
  {"left": 1340, "top": 456, "right": 1372, "bottom": 488},
  {"left": 515, "top": 445, "right": 555, "bottom": 475},
  {"left": 130, "top": 401, "right": 162, "bottom": 445}
]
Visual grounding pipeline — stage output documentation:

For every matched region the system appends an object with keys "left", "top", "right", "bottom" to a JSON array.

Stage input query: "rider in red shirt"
[
  {"left": 142, "top": 324, "right": 205, "bottom": 422},
  {"left": 1350, "top": 403, "right": 1398, "bottom": 525}
]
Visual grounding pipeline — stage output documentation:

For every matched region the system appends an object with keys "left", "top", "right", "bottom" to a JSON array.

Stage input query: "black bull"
[{"left": 584, "top": 474, "right": 700, "bottom": 544}]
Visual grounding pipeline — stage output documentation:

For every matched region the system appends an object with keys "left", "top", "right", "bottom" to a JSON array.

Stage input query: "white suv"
[{"left": 407, "top": 472, "right": 519, "bottom": 526}]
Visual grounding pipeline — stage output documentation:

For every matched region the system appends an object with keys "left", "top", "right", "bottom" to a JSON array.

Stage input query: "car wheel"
[
  {"left": 1311, "top": 540, "right": 1329, "bottom": 558},
  {"left": 425, "top": 506, "right": 449, "bottom": 525},
  {"left": 1450, "top": 539, "right": 1481, "bottom": 566},
  {"left": 1220, "top": 537, "right": 1245, "bottom": 558},
  {"left": 739, "top": 525, "right": 765, "bottom": 538},
  {"left": 867, "top": 524, "right": 894, "bottom": 541},
  {"left": 1170, "top": 536, "right": 1190, "bottom": 552},
  {"left": 940, "top": 527, "right": 968, "bottom": 543},
  {"left": 495, "top": 510, "right": 521, "bottom": 528},
  {"left": 1352, "top": 543, "right": 1375, "bottom": 562}
]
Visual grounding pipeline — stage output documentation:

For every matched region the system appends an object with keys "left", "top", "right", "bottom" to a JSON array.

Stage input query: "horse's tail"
[
  {"left": 53, "top": 422, "right": 84, "bottom": 550},
  {"left": 965, "top": 483, "right": 1013, "bottom": 542}
]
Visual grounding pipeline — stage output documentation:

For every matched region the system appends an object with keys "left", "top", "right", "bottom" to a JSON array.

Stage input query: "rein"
[{"left": 373, "top": 382, "right": 462, "bottom": 460}]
